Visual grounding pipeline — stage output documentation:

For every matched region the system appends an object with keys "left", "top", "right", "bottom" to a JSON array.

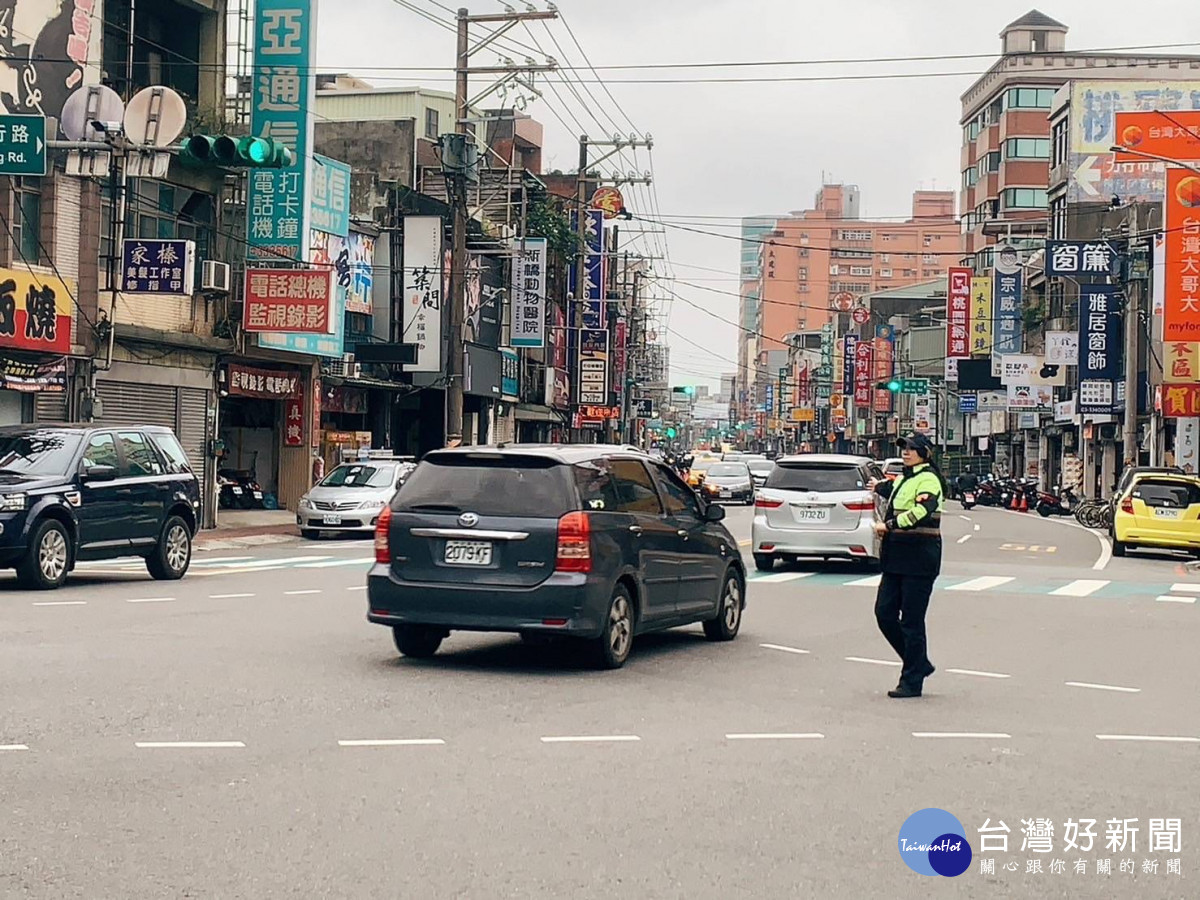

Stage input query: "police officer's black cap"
[{"left": 897, "top": 433, "right": 935, "bottom": 454}]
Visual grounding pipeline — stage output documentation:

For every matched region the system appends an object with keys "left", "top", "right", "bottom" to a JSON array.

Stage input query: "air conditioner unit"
[
  {"left": 349, "top": 362, "right": 362, "bottom": 379},
  {"left": 201, "top": 260, "right": 231, "bottom": 293}
]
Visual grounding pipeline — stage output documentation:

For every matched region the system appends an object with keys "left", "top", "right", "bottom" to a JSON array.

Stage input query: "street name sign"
[{"left": 0, "top": 115, "right": 47, "bottom": 176}]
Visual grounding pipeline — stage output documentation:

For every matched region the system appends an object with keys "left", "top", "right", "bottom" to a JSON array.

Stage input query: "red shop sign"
[{"left": 243, "top": 268, "right": 335, "bottom": 334}]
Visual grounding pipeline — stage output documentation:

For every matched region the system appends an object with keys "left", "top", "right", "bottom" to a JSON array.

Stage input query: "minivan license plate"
[
  {"left": 444, "top": 540, "right": 492, "bottom": 566},
  {"left": 792, "top": 505, "right": 830, "bottom": 523}
]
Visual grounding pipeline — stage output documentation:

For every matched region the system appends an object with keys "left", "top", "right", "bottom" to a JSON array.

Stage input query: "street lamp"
[{"left": 1108, "top": 144, "right": 1200, "bottom": 176}]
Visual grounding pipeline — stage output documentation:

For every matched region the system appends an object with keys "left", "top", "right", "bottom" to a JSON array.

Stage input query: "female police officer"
[{"left": 868, "top": 433, "right": 947, "bottom": 698}]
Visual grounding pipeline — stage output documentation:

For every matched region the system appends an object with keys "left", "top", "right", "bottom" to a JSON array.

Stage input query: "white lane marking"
[
  {"left": 540, "top": 735, "right": 641, "bottom": 744},
  {"left": 759, "top": 643, "right": 810, "bottom": 655},
  {"left": 725, "top": 733, "right": 824, "bottom": 740},
  {"left": 912, "top": 732, "right": 1011, "bottom": 739},
  {"left": 33, "top": 600, "right": 87, "bottom": 607},
  {"left": 1170, "top": 583, "right": 1200, "bottom": 593},
  {"left": 754, "top": 572, "right": 815, "bottom": 583},
  {"left": 1050, "top": 579, "right": 1110, "bottom": 597},
  {"left": 187, "top": 556, "right": 256, "bottom": 567},
  {"left": 0, "top": 744, "right": 29, "bottom": 751},
  {"left": 284, "top": 589, "right": 322, "bottom": 596},
  {"left": 945, "top": 576, "right": 1014, "bottom": 592},
  {"left": 958, "top": 515, "right": 972, "bottom": 522},
  {"left": 973, "top": 523, "right": 981, "bottom": 532},
  {"left": 135, "top": 741, "right": 245, "bottom": 749},
  {"left": 1155, "top": 595, "right": 1197, "bottom": 604},
  {"left": 1093, "top": 531, "right": 1113, "bottom": 571},
  {"left": 296, "top": 558, "right": 374, "bottom": 568},
  {"left": 1066, "top": 681, "right": 1141, "bottom": 693},
  {"left": 1096, "top": 734, "right": 1200, "bottom": 743},
  {"left": 209, "top": 593, "right": 255, "bottom": 600},
  {"left": 844, "top": 656, "right": 900, "bottom": 667},
  {"left": 126, "top": 597, "right": 175, "bottom": 604},
  {"left": 220, "top": 557, "right": 331, "bottom": 569},
  {"left": 946, "top": 668, "right": 1011, "bottom": 679},
  {"left": 347, "top": 585, "right": 368, "bottom": 592},
  {"left": 338, "top": 739, "right": 445, "bottom": 747},
  {"left": 844, "top": 574, "right": 881, "bottom": 587},
  {"left": 957, "top": 534, "right": 972, "bottom": 544}
]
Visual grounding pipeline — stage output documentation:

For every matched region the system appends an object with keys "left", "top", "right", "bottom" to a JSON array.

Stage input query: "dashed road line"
[
  {"left": 284, "top": 589, "right": 322, "bottom": 596},
  {"left": 844, "top": 656, "right": 900, "bottom": 667},
  {"left": 338, "top": 739, "right": 445, "bottom": 747},
  {"left": 126, "top": 597, "right": 175, "bottom": 604},
  {"left": 296, "top": 558, "right": 375, "bottom": 569},
  {"left": 0, "top": 744, "right": 29, "bottom": 751},
  {"left": 912, "top": 732, "right": 1011, "bottom": 739},
  {"left": 1096, "top": 734, "right": 1200, "bottom": 743},
  {"left": 974, "top": 523, "right": 981, "bottom": 532},
  {"left": 759, "top": 643, "right": 810, "bottom": 655},
  {"left": 33, "top": 600, "right": 87, "bottom": 607},
  {"left": 725, "top": 733, "right": 824, "bottom": 741},
  {"left": 958, "top": 515, "right": 972, "bottom": 522},
  {"left": 945, "top": 576, "right": 1015, "bottom": 592},
  {"left": 946, "top": 668, "right": 1011, "bottom": 679},
  {"left": 209, "top": 593, "right": 255, "bottom": 600},
  {"left": 1066, "top": 681, "right": 1141, "bottom": 693},
  {"left": 753, "top": 572, "right": 814, "bottom": 584},
  {"left": 1050, "top": 580, "right": 1110, "bottom": 597},
  {"left": 540, "top": 735, "right": 641, "bottom": 744},
  {"left": 135, "top": 741, "right": 245, "bottom": 749},
  {"left": 1155, "top": 595, "right": 1197, "bottom": 604},
  {"left": 957, "top": 535, "right": 972, "bottom": 544},
  {"left": 347, "top": 585, "right": 368, "bottom": 592}
]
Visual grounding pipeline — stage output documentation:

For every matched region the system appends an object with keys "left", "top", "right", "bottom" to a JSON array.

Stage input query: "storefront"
[
  {"left": 0, "top": 265, "right": 76, "bottom": 427},
  {"left": 0, "top": 355, "right": 69, "bottom": 424}
]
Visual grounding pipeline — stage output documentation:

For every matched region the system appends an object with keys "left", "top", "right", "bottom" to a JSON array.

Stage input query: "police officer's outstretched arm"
[{"left": 870, "top": 477, "right": 894, "bottom": 499}]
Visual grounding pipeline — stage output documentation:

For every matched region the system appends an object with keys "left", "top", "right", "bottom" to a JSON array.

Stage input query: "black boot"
[{"left": 888, "top": 684, "right": 923, "bottom": 699}]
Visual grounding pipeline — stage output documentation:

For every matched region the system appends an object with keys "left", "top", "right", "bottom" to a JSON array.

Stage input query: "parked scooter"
[
  {"left": 1036, "top": 484, "right": 1077, "bottom": 517},
  {"left": 218, "top": 451, "right": 264, "bottom": 510}
]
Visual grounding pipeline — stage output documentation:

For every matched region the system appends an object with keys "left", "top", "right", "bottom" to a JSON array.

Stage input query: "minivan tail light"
[
  {"left": 843, "top": 499, "right": 876, "bottom": 511},
  {"left": 374, "top": 505, "right": 393, "bottom": 563},
  {"left": 556, "top": 511, "right": 592, "bottom": 573},
  {"left": 755, "top": 496, "right": 783, "bottom": 509},
  {"left": 1120, "top": 496, "right": 1134, "bottom": 515}
]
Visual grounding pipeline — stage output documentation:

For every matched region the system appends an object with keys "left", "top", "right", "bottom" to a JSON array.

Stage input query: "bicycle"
[{"left": 1074, "top": 499, "right": 1112, "bottom": 530}]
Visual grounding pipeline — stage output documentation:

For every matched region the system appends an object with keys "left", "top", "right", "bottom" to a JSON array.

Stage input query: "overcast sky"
[{"left": 317, "top": 0, "right": 1192, "bottom": 390}]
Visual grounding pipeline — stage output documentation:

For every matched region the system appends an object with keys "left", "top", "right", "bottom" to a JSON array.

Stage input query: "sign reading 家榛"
[
  {"left": 246, "top": 0, "right": 316, "bottom": 262},
  {"left": 945, "top": 267, "right": 971, "bottom": 379},
  {"left": 310, "top": 154, "right": 351, "bottom": 237},
  {"left": 243, "top": 268, "right": 334, "bottom": 334},
  {"left": 401, "top": 216, "right": 444, "bottom": 373},
  {"left": 510, "top": 237, "right": 547, "bottom": 348},
  {"left": 1045, "top": 241, "right": 1120, "bottom": 279},
  {"left": 577, "top": 328, "right": 609, "bottom": 405},
  {"left": 0, "top": 266, "right": 75, "bottom": 356},
  {"left": 120, "top": 239, "right": 195, "bottom": 295}
]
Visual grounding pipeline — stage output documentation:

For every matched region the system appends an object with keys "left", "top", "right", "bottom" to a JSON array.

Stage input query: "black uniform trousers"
[{"left": 874, "top": 572, "right": 935, "bottom": 690}]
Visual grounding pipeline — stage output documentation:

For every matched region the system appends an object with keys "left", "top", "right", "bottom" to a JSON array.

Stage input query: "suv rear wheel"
[
  {"left": 591, "top": 584, "right": 634, "bottom": 669},
  {"left": 753, "top": 553, "right": 774, "bottom": 572},
  {"left": 703, "top": 569, "right": 743, "bottom": 641},
  {"left": 17, "top": 518, "right": 71, "bottom": 590},
  {"left": 147, "top": 516, "right": 192, "bottom": 580},
  {"left": 393, "top": 625, "right": 445, "bottom": 658}
]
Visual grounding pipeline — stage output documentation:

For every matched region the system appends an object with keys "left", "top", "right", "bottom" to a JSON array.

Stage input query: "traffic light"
[
  {"left": 666, "top": 426, "right": 677, "bottom": 439},
  {"left": 671, "top": 385, "right": 695, "bottom": 397},
  {"left": 878, "top": 377, "right": 903, "bottom": 392},
  {"left": 180, "top": 134, "right": 294, "bottom": 168}
]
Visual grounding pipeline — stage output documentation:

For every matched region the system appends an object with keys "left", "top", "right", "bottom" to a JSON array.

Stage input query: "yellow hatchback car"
[{"left": 1112, "top": 474, "right": 1200, "bottom": 557}]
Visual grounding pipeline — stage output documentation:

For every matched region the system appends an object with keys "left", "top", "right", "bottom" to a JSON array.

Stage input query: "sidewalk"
[{"left": 197, "top": 509, "right": 300, "bottom": 551}]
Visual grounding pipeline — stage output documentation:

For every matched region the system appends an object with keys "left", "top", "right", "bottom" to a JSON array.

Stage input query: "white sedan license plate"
[
  {"left": 322, "top": 514, "right": 343, "bottom": 525},
  {"left": 792, "top": 505, "right": 830, "bottom": 523},
  {"left": 1153, "top": 508, "right": 1182, "bottom": 519},
  {"left": 444, "top": 540, "right": 493, "bottom": 566}
]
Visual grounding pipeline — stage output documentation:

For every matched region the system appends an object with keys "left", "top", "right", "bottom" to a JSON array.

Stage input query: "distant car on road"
[
  {"left": 367, "top": 445, "right": 746, "bottom": 668},
  {"left": 751, "top": 454, "right": 884, "bottom": 571},
  {"left": 882, "top": 457, "right": 905, "bottom": 480},
  {"left": 298, "top": 457, "right": 415, "bottom": 538},
  {"left": 700, "top": 461, "right": 755, "bottom": 505},
  {"left": 1112, "top": 472, "right": 1200, "bottom": 558},
  {"left": 0, "top": 424, "right": 200, "bottom": 589},
  {"left": 746, "top": 458, "right": 775, "bottom": 487}
]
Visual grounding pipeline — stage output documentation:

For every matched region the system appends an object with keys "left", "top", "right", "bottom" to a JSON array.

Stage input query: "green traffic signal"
[
  {"left": 180, "top": 134, "right": 294, "bottom": 169},
  {"left": 666, "top": 427, "right": 677, "bottom": 438},
  {"left": 877, "top": 378, "right": 903, "bottom": 392}
]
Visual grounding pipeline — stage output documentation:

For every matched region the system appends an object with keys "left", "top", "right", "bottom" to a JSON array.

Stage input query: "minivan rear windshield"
[
  {"left": 765, "top": 463, "right": 864, "bottom": 493},
  {"left": 393, "top": 455, "right": 574, "bottom": 516}
]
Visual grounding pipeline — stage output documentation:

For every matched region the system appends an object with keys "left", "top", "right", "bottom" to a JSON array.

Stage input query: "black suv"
[
  {"left": 0, "top": 425, "right": 201, "bottom": 589},
  {"left": 367, "top": 444, "right": 746, "bottom": 669}
]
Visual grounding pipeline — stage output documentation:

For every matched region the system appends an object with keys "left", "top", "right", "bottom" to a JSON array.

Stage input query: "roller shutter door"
[
  {"left": 95, "top": 382, "right": 176, "bottom": 429},
  {"left": 177, "top": 387, "right": 210, "bottom": 500}
]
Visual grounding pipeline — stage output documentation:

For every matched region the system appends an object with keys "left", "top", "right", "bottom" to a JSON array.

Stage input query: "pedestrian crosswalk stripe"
[
  {"left": 1156, "top": 595, "right": 1197, "bottom": 604},
  {"left": 945, "top": 576, "right": 1015, "bottom": 592},
  {"left": 844, "top": 574, "right": 881, "bottom": 587},
  {"left": 753, "top": 572, "right": 815, "bottom": 584},
  {"left": 1050, "top": 579, "right": 1110, "bottom": 597},
  {"left": 295, "top": 558, "right": 374, "bottom": 568},
  {"left": 1169, "top": 584, "right": 1200, "bottom": 593}
]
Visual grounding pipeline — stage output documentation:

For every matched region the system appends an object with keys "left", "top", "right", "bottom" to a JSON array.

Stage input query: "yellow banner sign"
[
  {"left": 970, "top": 276, "right": 992, "bottom": 357},
  {"left": 1165, "top": 341, "right": 1200, "bottom": 383},
  {"left": 790, "top": 407, "right": 815, "bottom": 422}
]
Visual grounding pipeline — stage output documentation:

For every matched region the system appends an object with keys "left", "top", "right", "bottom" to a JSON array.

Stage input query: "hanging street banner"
[
  {"left": 1164, "top": 168, "right": 1200, "bottom": 343},
  {"left": 1045, "top": 331, "right": 1079, "bottom": 366},
  {"left": 0, "top": 355, "right": 66, "bottom": 392},
  {"left": 873, "top": 323, "right": 895, "bottom": 414},
  {"left": 946, "top": 266, "right": 971, "bottom": 380},
  {"left": 1044, "top": 240, "right": 1121, "bottom": 279},
  {"left": 969, "top": 275, "right": 992, "bottom": 356},
  {"left": 243, "top": 268, "right": 335, "bottom": 334},
  {"left": 577, "top": 328, "right": 609, "bottom": 405},
  {"left": 246, "top": 0, "right": 316, "bottom": 262},
  {"left": 0, "top": 266, "right": 74, "bottom": 356},
  {"left": 959, "top": 393, "right": 978, "bottom": 414},
  {"left": 1113, "top": 110, "right": 1200, "bottom": 163},
  {"left": 310, "top": 154, "right": 351, "bottom": 237},
  {"left": 120, "top": 239, "right": 196, "bottom": 295},
  {"left": 401, "top": 216, "right": 444, "bottom": 373},
  {"left": 842, "top": 335, "right": 856, "bottom": 394},
  {"left": 1079, "top": 285, "right": 1122, "bottom": 380},
  {"left": 1163, "top": 384, "right": 1200, "bottom": 418},
  {"left": 225, "top": 364, "right": 301, "bottom": 399},
  {"left": 510, "top": 237, "right": 547, "bottom": 348},
  {"left": 569, "top": 210, "right": 605, "bottom": 329},
  {"left": 993, "top": 268, "right": 1023, "bottom": 355},
  {"left": 1165, "top": 342, "right": 1200, "bottom": 383},
  {"left": 853, "top": 340, "right": 874, "bottom": 408}
]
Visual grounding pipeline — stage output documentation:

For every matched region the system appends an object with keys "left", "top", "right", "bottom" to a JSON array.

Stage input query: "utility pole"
[
  {"left": 1122, "top": 203, "right": 1140, "bottom": 467},
  {"left": 447, "top": 5, "right": 557, "bottom": 446}
]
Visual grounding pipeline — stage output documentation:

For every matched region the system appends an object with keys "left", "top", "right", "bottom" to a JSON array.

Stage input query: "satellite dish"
[
  {"left": 124, "top": 86, "right": 187, "bottom": 148},
  {"left": 61, "top": 85, "right": 125, "bottom": 141}
]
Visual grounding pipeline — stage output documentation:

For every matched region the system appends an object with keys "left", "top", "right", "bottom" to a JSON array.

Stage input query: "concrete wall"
[{"left": 315, "top": 119, "right": 421, "bottom": 222}]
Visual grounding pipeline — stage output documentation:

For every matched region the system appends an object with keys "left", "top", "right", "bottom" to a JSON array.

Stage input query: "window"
[
  {"left": 1005, "top": 87, "right": 1055, "bottom": 109},
  {"left": 117, "top": 432, "right": 164, "bottom": 478},
  {"left": 394, "top": 456, "right": 574, "bottom": 517},
  {"left": 1003, "top": 188, "right": 1048, "bottom": 209},
  {"left": 149, "top": 432, "right": 193, "bottom": 475},
  {"left": 986, "top": 96, "right": 1004, "bottom": 124},
  {"left": 424, "top": 107, "right": 439, "bottom": 140},
  {"left": 610, "top": 459, "right": 663, "bottom": 514},
  {"left": 574, "top": 460, "right": 621, "bottom": 511},
  {"left": 1005, "top": 137, "right": 1050, "bottom": 159},
  {"left": 922, "top": 254, "right": 937, "bottom": 264},
  {"left": 880, "top": 268, "right": 893, "bottom": 278},
  {"left": 1052, "top": 118, "right": 1069, "bottom": 167},
  {"left": 967, "top": 119, "right": 982, "bottom": 141},
  {"left": 849, "top": 266, "right": 872, "bottom": 276},
  {"left": 653, "top": 467, "right": 700, "bottom": 518},
  {"left": 765, "top": 462, "right": 864, "bottom": 493},
  {"left": 101, "top": 179, "right": 215, "bottom": 289},
  {"left": 1050, "top": 195, "right": 1068, "bottom": 240},
  {"left": 829, "top": 264, "right": 840, "bottom": 276},
  {"left": 839, "top": 229, "right": 872, "bottom": 241},
  {"left": 11, "top": 177, "right": 41, "bottom": 265},
  {"left": 798, "top": 267, "right": 807, "bottom": 280},
  {"left": 321, "top": 464, "right": 398, "bottom": 489},
  {"left": 82, "top": 433, "right": 119, "bottom": 470},
  {"left": 798, "top": 283, "right": 810, "bottom": 293},
  {"left": 976, "top": 151, "right": 1000, "bottom": 178}
]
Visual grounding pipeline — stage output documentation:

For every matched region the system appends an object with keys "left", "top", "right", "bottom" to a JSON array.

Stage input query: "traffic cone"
[{"left": 1018, "top": 491, "right": 1028, "bottom": 513}]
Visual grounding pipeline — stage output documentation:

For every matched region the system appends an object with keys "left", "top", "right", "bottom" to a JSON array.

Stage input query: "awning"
[{"left": 514, "top": 403, "right": 564, "bottom": 423}]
